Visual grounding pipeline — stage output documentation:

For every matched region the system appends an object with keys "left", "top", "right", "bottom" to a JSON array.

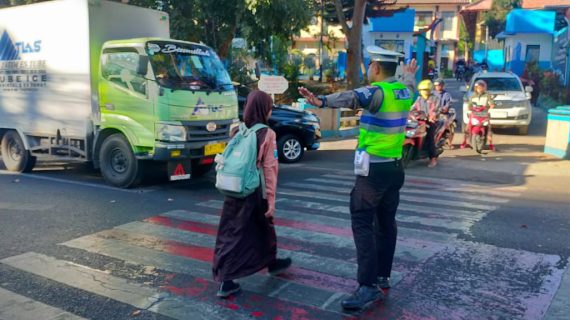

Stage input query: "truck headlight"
[{"left": 156, "top": 124, "right": 187, "bottom": 142}]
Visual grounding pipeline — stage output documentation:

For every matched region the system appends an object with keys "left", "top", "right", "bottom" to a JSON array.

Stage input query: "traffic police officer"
[{"left": 298, "top": 46, "right": 417, "bottom": 310}]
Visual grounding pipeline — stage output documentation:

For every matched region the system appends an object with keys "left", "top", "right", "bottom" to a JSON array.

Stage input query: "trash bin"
[{"left": 544, "top": 106, "right": 570, "bottom": 159}]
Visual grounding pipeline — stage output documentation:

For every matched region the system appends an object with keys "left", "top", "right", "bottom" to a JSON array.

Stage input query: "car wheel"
[
  {"left": 1, "top": 130, "right": 36, "bottom": 173},
  {"left": 99, "top": 134, "right": 143, "bottom": 188},
  {"left": 278, "top": 134, "right": 304, "bottom": 163},
  {"left": 517, "top": 125, "right": 529, "bottom": 135}
]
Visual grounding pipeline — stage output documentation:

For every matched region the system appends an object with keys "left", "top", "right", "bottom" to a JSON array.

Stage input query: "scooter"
[
  {"left": 402, "top": 109, "right": 455, "bottom": 168},
  {"left": 466, "top": 104, "right": 490, "bottom": 154}
]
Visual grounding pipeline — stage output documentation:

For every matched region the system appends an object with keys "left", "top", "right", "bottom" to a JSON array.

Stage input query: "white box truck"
[{"left": 0, "top": 0, "right": 239, "bottom": 187}]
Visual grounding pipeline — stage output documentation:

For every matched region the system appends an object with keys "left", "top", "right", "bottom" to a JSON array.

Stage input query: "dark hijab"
[{"left": 243, "top": 90, "right": 273, "bottom": 128}]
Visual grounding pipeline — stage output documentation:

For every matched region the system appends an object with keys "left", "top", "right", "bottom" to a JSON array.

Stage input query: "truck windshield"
[
  {"left": 473, "top": 77, "right": 522, "bottom": 92},
  {"left": 146, "top": 41, "right": 232, "bottom": 91}
]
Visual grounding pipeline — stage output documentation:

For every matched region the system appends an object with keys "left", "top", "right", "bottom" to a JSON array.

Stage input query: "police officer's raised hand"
[
  {"left": 403, "top": 59, "right": 418, "bottom": 75},
  {"left": 298, "top": 87, "right": 323, "bottom": 107}
]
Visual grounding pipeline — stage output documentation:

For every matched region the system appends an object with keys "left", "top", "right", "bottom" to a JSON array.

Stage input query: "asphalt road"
[{"left": 1, "top": 79, "right": 569, "bottom": 320}]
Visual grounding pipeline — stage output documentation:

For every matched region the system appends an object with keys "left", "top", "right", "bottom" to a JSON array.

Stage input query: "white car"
[{"left": 461, "top": 72, "right": 533, "bottom": 135}]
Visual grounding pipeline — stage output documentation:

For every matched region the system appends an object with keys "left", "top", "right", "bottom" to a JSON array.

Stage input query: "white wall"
[{"left": 505, "top": 34, "right": 553, "bottom": 62}]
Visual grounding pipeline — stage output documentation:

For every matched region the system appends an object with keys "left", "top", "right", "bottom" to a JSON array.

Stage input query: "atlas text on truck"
[{"left": 0, "top": 0, "right": 239, "bottom": 187}]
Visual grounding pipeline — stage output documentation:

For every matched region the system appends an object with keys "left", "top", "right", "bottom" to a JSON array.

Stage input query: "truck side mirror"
[{"left": 137, "top": 55, "right": 149, "bottom": 76}]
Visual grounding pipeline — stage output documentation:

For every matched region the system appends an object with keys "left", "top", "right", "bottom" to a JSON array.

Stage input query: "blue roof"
[
  {"left": 370, "top": 9, "right": 415, "bottom": 33},
  {"left": 506, "top": 9, "right": 555, "bottom": 35}
]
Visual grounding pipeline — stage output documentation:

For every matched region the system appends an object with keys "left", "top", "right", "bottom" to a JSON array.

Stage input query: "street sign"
[{"left": 258, "top": 76, "right": 288, "bottom": 94}]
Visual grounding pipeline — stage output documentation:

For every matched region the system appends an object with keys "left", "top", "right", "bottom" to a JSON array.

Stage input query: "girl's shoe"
[
  {"left": 217, "top": 280, "right": 241, "bottom": 298},
  {"left": 268, "top": 258, "right": 292, "bottom": 276}
]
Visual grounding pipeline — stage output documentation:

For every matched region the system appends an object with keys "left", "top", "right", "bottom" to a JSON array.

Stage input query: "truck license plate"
[{"left": 204, "top": 142, "right": 226, "bottom": 156}]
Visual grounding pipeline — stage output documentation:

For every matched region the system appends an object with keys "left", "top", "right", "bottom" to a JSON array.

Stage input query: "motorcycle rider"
[
  {"left": 433, "top": 78, "right": 452, "bottom": 113},
  {"left": 411, "top": 80, "right": 441, "bottom": 168},
  {"left": 461, "top": 80, "right": 495, "bottom": 151}
]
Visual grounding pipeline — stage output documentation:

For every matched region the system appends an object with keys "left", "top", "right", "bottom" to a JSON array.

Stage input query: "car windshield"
[
  {"left": 146, "top": 41, "right": 232, "bottom": 91},
  {"left": 473, "top": 77, "right": 522, "bottom": 92}
]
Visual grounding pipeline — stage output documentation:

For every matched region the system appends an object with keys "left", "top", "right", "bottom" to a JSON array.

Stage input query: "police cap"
[{"left": 366, "top": 46, "right": 404, "bottom": 63}]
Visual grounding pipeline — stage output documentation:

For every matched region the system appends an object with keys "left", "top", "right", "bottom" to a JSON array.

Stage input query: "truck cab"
[{"left": 95, "top": 39, "right": 238, "bottom": 187}]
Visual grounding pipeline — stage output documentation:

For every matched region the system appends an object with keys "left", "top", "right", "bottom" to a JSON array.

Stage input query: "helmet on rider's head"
[
  {"left": 474, "top": 80, "right": 487, "bottom": 89},
  {"left": 418, "top": 80, "right": 434, "bottom": 91},
  {"left": 433, "top": 78, "right": 445, "bottom": 86}
]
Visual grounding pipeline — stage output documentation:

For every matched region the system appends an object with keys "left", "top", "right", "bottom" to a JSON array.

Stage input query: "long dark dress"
[{"left": 212, "top": 129, "right": 278, "bottom": 282}]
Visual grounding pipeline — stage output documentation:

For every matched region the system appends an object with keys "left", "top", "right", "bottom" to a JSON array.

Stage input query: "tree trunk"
[{"left": 345, "top": 0, "right": 367, "bottom": 89}]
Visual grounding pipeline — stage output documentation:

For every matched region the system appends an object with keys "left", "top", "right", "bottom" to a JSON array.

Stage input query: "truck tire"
[
  {"left": 1, "top": 131, "right": 36, "bottom": 173},
  {"left": 278, "top": 134, "right": 304, "bottom": 163},
  {"left": 99, "top": 134, "right": 143, "bottom": 188}
]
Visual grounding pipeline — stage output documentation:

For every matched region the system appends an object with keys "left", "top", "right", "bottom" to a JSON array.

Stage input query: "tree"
[
  {"left": 130, "top": 0, "right": 313, "bottom": 60},
  {"left": 323, "top": 0, "right": 405, "bottom": 89},
  {"left": 483, "top": 0, "right": 521, "bottom": 39}
]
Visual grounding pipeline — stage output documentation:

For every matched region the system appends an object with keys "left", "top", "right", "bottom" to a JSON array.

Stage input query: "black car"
[{"left": 236, "top": 85, "right": 321, "bottom": 163}]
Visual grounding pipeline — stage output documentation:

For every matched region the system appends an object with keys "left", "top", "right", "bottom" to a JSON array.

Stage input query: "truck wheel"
[
  {"left": 278, "top": 134, "right": 304, "bottom": 163},
  {"left": 517, "top": 125, "right": 529, "bottom": 135},
  {"left": 1, "top": 131, "right": 36, "bottom": 173},
  {"left": 99, "top": 134, "right": 143, "bottom": 188},
  {"left": 191, "top": 159, "right": 213, "bottom": 178}
]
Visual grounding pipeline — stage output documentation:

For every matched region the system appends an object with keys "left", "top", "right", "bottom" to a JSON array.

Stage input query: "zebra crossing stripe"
[
  {"left": 0, "top": 253, "right": 252, "bottom": 320},
  {"left": 60, "top": 234, "right": 349, "bottom": 314},
  {"left": 196, "top": 200, "right": 456, "bottom": 244},
  {"left": 0, "top": 287, "right": 87, "bottom": 320},
  {"left": 290, "top": 179, "right": 498, "bottom": 211}
]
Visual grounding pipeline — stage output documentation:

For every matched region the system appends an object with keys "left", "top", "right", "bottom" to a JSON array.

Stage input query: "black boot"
[
  {"left": 268, "top": 257, "right": 292, "bottom": 276},
  {"left": 341, "top": 285, "right": 384, "bottom": 310},
  {"left": 216, "top": 280, "right": 241, "bottom": 298},
  {"left": 377, "top": 276, "right": 391, "bottom": 289}
]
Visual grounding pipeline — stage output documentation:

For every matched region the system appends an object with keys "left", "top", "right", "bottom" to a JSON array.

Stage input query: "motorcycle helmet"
[
  {"left": 433, "top": 78, "right": 444, "bottom": 86},
  {"left": 474, "top": 80, "right": 487, "bottom": 90},
  {"left": 418, "top": 80, "right": 434, "bottom": 91}
]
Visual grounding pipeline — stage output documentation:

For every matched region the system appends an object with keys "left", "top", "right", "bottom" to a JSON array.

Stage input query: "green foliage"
[
  {"left": 483, "top": 0, "right": 521, "bottom": 39},
  {"left": 228, "top": 48, "right": 255, "bottom": 85},
  {"left": 457, "top": 22, "right": 473, "bottom": 57}
]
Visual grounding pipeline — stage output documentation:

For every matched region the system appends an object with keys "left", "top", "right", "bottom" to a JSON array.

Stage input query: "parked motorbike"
[
  {"left": 466, "top": 104, "right": 490, "bottom": 154},
  {"left": 402, "top": 108, "right": 456, "bottom": 168}
]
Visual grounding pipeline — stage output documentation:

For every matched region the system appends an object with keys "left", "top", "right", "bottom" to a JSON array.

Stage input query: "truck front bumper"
[{"left": 141, "top": 140, "right": 228, "bottom": 161}]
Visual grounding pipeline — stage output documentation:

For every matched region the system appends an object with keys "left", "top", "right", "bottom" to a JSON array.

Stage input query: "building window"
[
  {"left": 525, "top": 45, "right": 540, "bottom": 62},
  {"left": 442, "top": 12, "right": 455, "bottom": 32},
  {"left": 375, "top": 39, "right": 405, "bottom": 53},
  {"left": 415, "top": 11, "right": 433, "bottom": 28}
]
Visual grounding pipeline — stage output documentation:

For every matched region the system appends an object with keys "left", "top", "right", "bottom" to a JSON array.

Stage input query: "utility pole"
[{"left": 318, "top": 0, "right": 325, "bottom": 82}]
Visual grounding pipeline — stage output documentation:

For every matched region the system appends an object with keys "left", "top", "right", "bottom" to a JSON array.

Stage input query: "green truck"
[{"left": 0, "top": 0, "right": 239, "bottom": 187}]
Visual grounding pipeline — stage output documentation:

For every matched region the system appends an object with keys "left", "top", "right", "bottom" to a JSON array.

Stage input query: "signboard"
[{"left": 258, "top": 75, "right": 288, "bottom": 94}]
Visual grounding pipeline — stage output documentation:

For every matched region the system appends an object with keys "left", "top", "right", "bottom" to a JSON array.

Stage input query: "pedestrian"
[
  {"left": 298, "top": 46, "right": 417, "bottom": 311},
  {"left": 412, "top": 80, "right": 441, "bottom": 167},
  {"left": 212, "top": 90, "right": 292, "bottom": 298}
]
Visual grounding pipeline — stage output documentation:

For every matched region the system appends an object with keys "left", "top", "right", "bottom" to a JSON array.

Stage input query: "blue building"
[{"left": 500, "top": 9, "right": 557, "bottom": 75}]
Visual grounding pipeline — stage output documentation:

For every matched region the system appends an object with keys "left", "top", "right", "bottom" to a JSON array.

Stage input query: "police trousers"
[{"left": 349, "top": 160, "right": 405, "bottom": 286}]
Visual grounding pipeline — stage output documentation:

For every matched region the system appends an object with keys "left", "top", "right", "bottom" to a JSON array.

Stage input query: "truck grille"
[{"left": 182, "top": 120, "right": 232, "bottom": 142}]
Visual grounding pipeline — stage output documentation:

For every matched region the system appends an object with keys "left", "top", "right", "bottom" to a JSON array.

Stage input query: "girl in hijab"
[{"left": 212, "top": 90, "right": 292, "bottom": 298}]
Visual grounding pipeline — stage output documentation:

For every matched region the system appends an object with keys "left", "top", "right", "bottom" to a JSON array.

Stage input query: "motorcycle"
[
  {"left": 427, "top": 68, "right": 436, "bottom": 81},
  {"left": 402, "top": 108, "right": 456, "bottom": 168},
  {"left": 455, "top": 65, "right": 465, "bottom": 81},
  {"left": 466, "top": 104, "right": 490, "bottom": 154}
]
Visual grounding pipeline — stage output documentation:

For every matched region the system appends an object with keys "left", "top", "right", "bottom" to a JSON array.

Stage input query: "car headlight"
[
  {"left": 405, "top": 129, "right": 416, "bottom": 138},
  {"left": 156, "top": 124, "right": 187, "bottom": 142},
  {"left": 471, "top": 118, "right": 480, "bottom": 126}
]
